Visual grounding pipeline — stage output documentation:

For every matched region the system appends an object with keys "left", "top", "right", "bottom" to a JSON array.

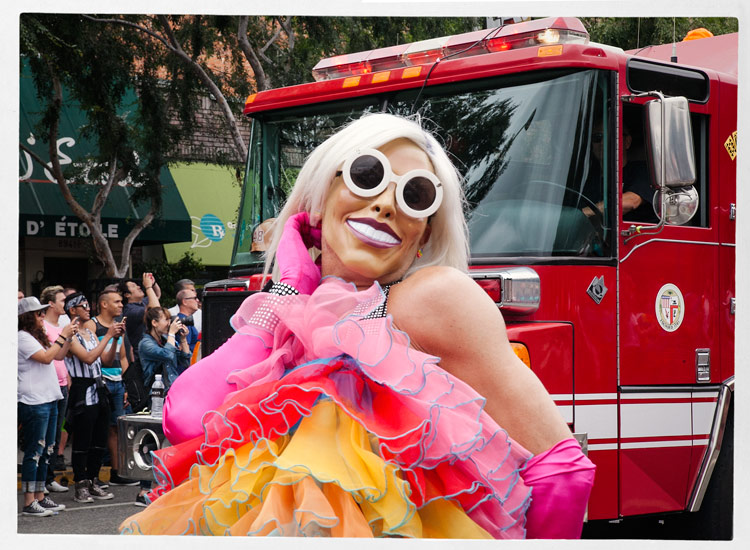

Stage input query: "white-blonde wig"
[{"left": 263, "top": 112, "right": 469, "bottom": 281}]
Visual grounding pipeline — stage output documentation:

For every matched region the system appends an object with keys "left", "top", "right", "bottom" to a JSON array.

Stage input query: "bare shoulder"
[
  {"left": 389, "top": 266, "right": 482, "bottom": 312},
  {"left": 388, "top": 266, "right": 506, "bottom": 350}
]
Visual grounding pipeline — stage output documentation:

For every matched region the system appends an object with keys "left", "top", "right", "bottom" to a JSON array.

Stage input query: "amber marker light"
[
  {"left": 402, "top": 66, "right": 423, "bottom": 79},
  {"left": 343, "top": 76, "right": 361, "bottom": 88},
  {"left": 538, "top": 45, "right": 564, "bottom": 57},
  {"left": 372, "top": 71, "right": 391, "bottom": 84},
  {"left": 510, "top": 342, "right": 532, "bottom": 368}
]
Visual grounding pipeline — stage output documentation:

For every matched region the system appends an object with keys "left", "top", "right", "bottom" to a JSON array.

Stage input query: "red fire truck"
[{"left": 200, "top": 17, "right": 736, "bottom": 537}]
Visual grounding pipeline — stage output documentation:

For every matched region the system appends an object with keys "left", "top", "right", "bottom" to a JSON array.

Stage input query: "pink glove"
[
  {"left": 163, "top": 331, "right": 273, "bottom": 444},
  {"left": 163, "top": 212, "right": 321, "bottom": 445},
  {"left": 276, "top": 212, "right": 321, "bottom": 295},
  {"left": 522, "top": 437, "right": 596, "bottom": 539}
]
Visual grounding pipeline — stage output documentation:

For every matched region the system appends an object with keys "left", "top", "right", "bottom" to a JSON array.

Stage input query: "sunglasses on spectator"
[
  {"left": 335, "top": 148, "right": 443, "bottom": 218},
  {"left": 35, "top": 310, "right": 46, "bottom": 318}
]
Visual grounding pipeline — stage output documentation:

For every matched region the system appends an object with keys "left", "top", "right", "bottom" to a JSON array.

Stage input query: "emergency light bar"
[{"left": 312, "top": 17, "right": 588, "bottom": 82}]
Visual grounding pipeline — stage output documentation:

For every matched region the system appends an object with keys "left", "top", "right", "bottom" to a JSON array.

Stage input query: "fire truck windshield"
[{"left": 232, "top": 68, "right": 611, "bottom": 269}]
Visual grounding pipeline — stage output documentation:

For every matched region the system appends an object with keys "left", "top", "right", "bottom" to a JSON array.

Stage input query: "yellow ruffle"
[{"left": 121, "top": 399, "right": 491, "bottom": 538}]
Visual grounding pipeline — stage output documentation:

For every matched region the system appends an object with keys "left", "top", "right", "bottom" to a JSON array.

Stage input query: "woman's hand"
[
  {"left": 275, "top": 212, "right": 321, "bottom": 294},
  {"left": 168, "top": 318, "right": 183, "bottom": 336},
  {"left": 60, "top": 321, "right": 76, "bottom": 341}
]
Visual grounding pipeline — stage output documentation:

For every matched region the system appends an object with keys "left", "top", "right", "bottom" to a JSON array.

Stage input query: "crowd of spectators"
[{"left": 18, "top": 274, "right": 202, "bottom": 514}]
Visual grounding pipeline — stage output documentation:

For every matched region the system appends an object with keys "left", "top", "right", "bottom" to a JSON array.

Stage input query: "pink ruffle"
[{"left": 152, "top": 277, "right": 533, "bottom": 538}]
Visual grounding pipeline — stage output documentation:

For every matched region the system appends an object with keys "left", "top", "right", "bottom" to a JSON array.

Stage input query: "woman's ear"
[{"left": 419, "top": 224, "right": 432, "bottom": 247}]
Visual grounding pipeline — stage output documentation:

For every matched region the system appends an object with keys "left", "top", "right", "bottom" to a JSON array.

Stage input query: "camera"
[{"left": 171, "top": 314, "right": 194, "bottom": 327}]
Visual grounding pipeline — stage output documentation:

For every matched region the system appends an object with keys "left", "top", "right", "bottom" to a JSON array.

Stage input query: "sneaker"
[
  {"left": 74, "top": 480, "right": 94, "bottom": 504},
  {"left": 37, "top": 496, "right": 66, "bottom": 512},
  {"left": 109, "top": 473, "right": 139, "bottom": 486},
  {"left": 93, "top": 477, "right": 109, "bottom": 490},
  {"left": 46, "top": 480, "right": 69, "bottom": 493},
  {"left": 43, "top": 485, "right": 49, "bottom": 495},
  {"left": 88, "top": 480, "right": 113, "bottom": 500},
  {"left": 134, "top": 493, "right": 149, "bottom": 507},
  {"left": 21, "top": 500, "right": 53, "bottom": 517}
]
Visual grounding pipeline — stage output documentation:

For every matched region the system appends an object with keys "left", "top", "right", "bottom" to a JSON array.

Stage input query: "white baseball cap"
[{"left": 18, "top": 296, "right": 50, "bottom": 316}]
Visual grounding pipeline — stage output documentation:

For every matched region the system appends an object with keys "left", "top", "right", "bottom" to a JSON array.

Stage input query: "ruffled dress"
[{"left": 120, "top": 278, "right": 533, "bottom": 538}]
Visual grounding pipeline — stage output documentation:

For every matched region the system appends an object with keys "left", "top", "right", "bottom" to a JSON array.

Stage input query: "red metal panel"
[
  {"left": 244, "top": 43, "right": 621, "bottom": 115},
  {"left": 587, "top": 450, "right": 619, "bottom": 520},
  {"left": 619, "top": 238, "right": 719, "bottom": 386},
  {"left": 717, "top": 76, "right": 737, "bottom": 384},
  {"left": 505, "top": 322, "right": 572, "bottom": 394},
  {"left": 620, "top": 447, "right": 691, "bottom": 515},
  {"left": 476, "top": 264, "right": 619, "bottom": 518}
]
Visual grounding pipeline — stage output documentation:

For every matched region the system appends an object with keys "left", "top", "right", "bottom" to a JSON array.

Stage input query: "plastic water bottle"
[{"left": 150, "top": 374, "right": 165, "bottom": 417}]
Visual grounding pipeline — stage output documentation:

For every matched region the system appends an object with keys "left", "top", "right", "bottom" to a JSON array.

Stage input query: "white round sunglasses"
[{"left": 336, "top": 148, "right": 443, "bottom": 218}]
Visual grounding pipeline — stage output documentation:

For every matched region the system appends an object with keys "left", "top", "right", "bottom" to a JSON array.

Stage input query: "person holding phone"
[
  {"left": 18, "top": 296, "right": 78, "bottom": 516},
  {"left": 63, "top": 292, "right": 122, "bottom": 504},
  {"left": 90, "top": 289, "right": 135, "bottom": 486}
]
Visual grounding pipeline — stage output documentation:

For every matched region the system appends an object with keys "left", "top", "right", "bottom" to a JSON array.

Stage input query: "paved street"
[{"left": 17, "top": 446, "right": 145, "bottom": 535}]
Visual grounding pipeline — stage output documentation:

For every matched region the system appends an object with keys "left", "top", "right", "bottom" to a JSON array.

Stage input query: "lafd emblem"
[{"left": 655, "top": 283, "right": 685, "bottom": 332}]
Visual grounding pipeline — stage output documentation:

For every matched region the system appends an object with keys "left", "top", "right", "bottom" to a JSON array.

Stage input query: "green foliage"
[
  {"left": 20, "top": 14, "right": 199, "bottom": 209},
  {"left": 580, "top": 17, "right": 738, "bottom": 51},
  {"left": 256, "top": 17, "right": 479, "bottom": 89},
  {"left": 133, "top": 251, "right": 205, "bottom": 308}
]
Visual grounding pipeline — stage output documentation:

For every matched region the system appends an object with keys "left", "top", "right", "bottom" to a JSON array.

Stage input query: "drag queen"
[{"left": 121, "top": 113, "right": 595, "bottom": 538}]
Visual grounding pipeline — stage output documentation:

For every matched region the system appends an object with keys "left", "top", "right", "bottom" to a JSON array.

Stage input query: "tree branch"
[
  {"left": 45, "top": 70, "right": 119, "bottom": 275},
  {"left": 118, "top": 201, "right": 158, "bottom": 278},
  {"left": 82, "top": 15, "right": 173, "bottom": 51},
  {"left": 86, "top": 14, "right": 248, "bottom": 161},
  {"left": 90, "top": 153, "right": 122, "bottom": 218},
  {"left": 238, "top": 16, "right": 271, "bottom": 91}
]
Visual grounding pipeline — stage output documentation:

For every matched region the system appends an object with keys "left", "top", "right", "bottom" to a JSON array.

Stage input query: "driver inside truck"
[{"left": 583, "top": 119, "right": 658, "bottom": 224}]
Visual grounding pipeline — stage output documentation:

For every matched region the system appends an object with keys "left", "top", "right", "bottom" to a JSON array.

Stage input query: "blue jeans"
[
  {"left": 53, "top": 386, "right": 68, "bottom": 455},
  {"left": 18, "top": 400, "right": 57, "bottom": 493},
  {"left": 104, "top": 379, "right": 126, "bottom": 426}
]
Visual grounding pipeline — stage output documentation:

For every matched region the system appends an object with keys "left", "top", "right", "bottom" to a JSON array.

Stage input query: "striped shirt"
[{"left": 64, "top": 328, "right": 103, "bottom": 406}]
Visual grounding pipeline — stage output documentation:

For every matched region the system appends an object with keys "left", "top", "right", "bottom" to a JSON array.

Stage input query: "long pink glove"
[
  {"left": 163, "top": 212, "right": 321, "bottom": 444},
  {"left": 522, "top": 437, "right": 596, "bottom": 539},
  {"left": 276, "top": 212, "right": 321, "bottom": 295}
]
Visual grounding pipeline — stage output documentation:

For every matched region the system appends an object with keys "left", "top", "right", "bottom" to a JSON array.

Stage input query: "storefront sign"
[{"left": 24, "top": 218, "right": 121, "bottom": 239}]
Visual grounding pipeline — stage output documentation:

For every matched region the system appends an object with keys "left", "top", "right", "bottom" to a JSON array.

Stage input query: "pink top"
[{"left": 44, "top": 320, "right": 68, "bottom": 387}]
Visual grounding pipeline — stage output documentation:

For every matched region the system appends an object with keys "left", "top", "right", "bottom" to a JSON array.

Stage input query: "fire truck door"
[{"left": 618, "top": 202, "right": 719, "bottom": 516}]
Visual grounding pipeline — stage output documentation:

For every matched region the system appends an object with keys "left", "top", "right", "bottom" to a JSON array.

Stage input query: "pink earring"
[{"left": 416, "top": 249, "right": 423, "bottom": 259}]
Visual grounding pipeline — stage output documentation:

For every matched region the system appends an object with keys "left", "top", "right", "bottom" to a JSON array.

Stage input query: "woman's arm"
[
  {"left": 30, "top": 323, "right": 77, "bottom": 364},
  {"left": 69, "top": 324, "right": 120, "bottom": 365},
  {"left": 388, "top": 266, "right": 572, "bottom": 455}
]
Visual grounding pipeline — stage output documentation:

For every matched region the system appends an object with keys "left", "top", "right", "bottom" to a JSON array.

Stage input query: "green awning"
[
  {"left": 19, "top": 172, "right": 190, "bottom": 243},
  {"left": 163, "top": 163, "right": 242, "bottom": 265},
  {"left": 19, "top": 61, "right": 191, "bottom": 244}
]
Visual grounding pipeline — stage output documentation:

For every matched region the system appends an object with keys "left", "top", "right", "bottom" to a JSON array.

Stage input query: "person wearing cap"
[
  {"left": 18, "top": 296, "right": 78, "bottom": 516},
  {"left": 63, "top": 292, "right": 123, "bottom": 504}
]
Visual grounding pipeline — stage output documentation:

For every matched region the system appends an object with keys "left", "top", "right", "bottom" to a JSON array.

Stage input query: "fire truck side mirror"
[{"left": 644, "top": 95, "right": 697, "bottom": 189}]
